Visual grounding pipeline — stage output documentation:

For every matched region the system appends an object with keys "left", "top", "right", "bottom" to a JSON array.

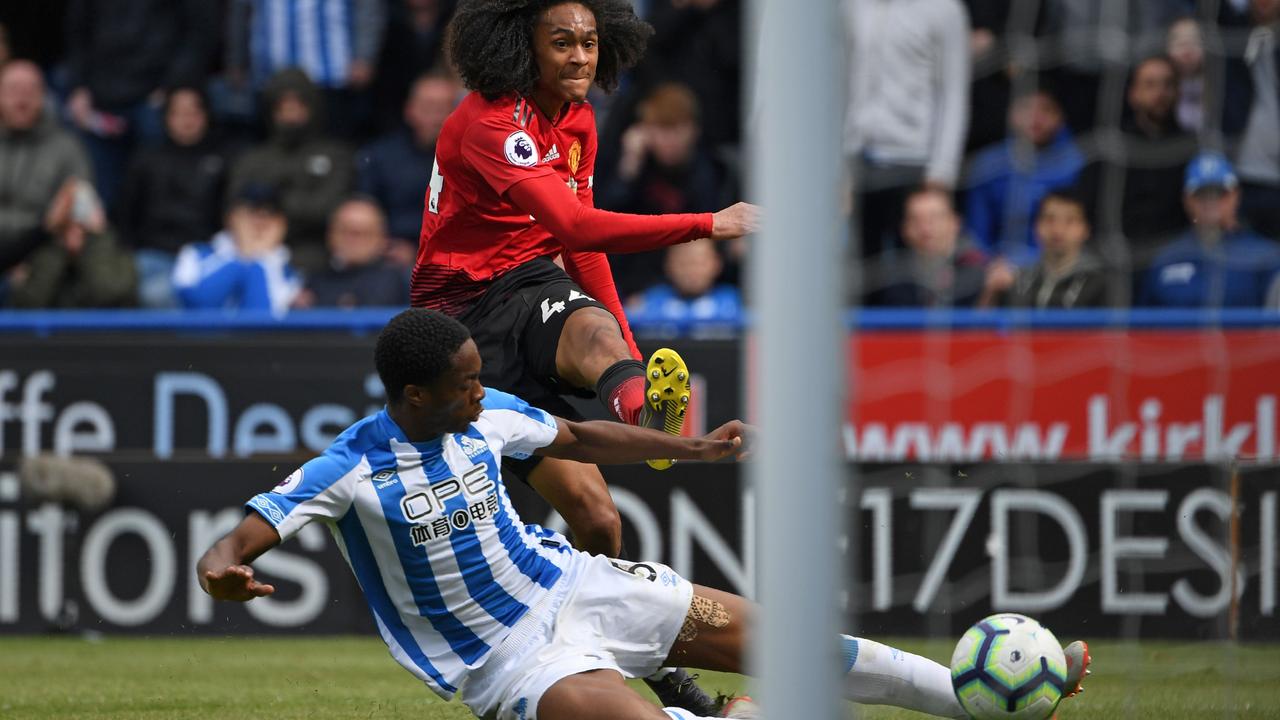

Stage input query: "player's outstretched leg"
[
  {"left": 664, "top": 586, "right": 969, "bottom": 719},
  {"left": 839, "top": 636, "right": 968, "bottom": 719}
]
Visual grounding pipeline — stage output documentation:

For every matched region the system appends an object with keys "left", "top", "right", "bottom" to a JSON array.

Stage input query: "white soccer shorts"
[{"left": 462, "top": 551, "right": 694, "bottom": 720}]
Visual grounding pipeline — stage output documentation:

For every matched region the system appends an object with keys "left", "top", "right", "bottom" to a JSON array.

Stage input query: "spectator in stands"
[
  {"left": 373, "top": 0, "right": 457, "bottom": 133},
  {"left": 594, "top": 0, "right": 742, "bottom": 202},
  {"left": 632, "top": 0, "right": 742, "bottom": 151},
  {"left": 65, "top": 0, "right": 216, "bottom": 211},
  {"left": 295, "top": 198, "right": 409, "bottom": 308},
  {"left": 1167, "top": 15, "right": 1206, "bottom": 133},
  {"left": 1077, "top": 55, "right": 1196, "bottom": 269},
  {"left": 844, "top": 0, "right": 971, "bottom": 259},
  {"left": 1142, "top": 153, "right": 1280, "bottom": 307},
  {"left": 0, "top": 61, "right": 93, "bottom": 276},
  {"left": 118, "top": 88, "right": 231, "bottom": 308},
  {"left": 357, "top": 74, "right": 458, "bottom": 264},
  {"left": 1035, "top": 0, "right": 1188, "bottom": 133},
  {"left": 868, "top": 187, "right": 988, "bottom": 307},
  {"left": 229, "top": 69, "right": 354, "bottom": 275},
  {"left": 626, "top": 238, "right": 741, "bottom": 336},
  {"left": 7, "top": 179, "right": 137, "bottom": 309},
  {"left": 965, "top": 86, "right": 1084, "bottom": 262},
  {"left": 172, "top": 183, "right": 301, "bottom": 315},
  {"left": 979, "top": 189, "right": 1108, "bottom": 308},
  {"left": 1223, "top": 0, "right": 1280, "bottom": 239},
  {"left": 602, "top": 83, "right": 732, "bottom": 299},
  {"left": 225, "top": 0, "right": 387, "bottom": 138}
]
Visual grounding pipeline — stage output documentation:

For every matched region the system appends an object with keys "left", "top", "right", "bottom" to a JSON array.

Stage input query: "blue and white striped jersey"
[
  {"left": 245, "top": 388, "right": 570, "bottom": 699},
  {"left": 237, "top": 0, "right": 385, "bottom": 89}
]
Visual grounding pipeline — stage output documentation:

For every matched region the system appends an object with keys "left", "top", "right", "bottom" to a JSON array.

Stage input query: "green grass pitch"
[{"left": 2, "top": 636, "right": 1279, "bottom": 719}]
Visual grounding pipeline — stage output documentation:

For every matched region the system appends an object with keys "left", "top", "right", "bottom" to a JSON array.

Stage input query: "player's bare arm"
[
  {"left": 537, "top": 418, "right": 752, "bottom": 465},
  {"left": 196, "top": 513, "right": 281, "bottom": 602}
]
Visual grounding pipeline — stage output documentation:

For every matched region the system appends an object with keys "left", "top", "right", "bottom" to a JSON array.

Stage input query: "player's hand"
[
  {"left": 203, "top": 564, "right": 275, "bottom": 602},
  {"left": 698, "top": 420, "right": 755, "bottom": 462},
  {"left": 710, "top": 202, "right": 760, "bottom": 240}
]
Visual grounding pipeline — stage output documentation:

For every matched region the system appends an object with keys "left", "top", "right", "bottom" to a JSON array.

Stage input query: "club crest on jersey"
[
  {"left": 541, "top": 143, "right": 560, "bottom": 164},
  {"left": 458, "top": 435, "right": 489, "bottom": 459},
  {"left": 504, "top": 131, "right": 538, "bottom": 167},
  {"left": 568, "top": 140, "right": 582, "bottom": 175},
  {"left": 273, "top": 468, "right": 303, "bottom": 494}
]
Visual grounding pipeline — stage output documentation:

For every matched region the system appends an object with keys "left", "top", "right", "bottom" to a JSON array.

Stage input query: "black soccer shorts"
[{"left": 457, "top": 258, "right": 611, "bottom": 482}]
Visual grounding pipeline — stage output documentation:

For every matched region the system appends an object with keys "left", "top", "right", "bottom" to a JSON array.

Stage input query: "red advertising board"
[{"left": 849, "top": 330, "right": 1280, "bottom": 462}]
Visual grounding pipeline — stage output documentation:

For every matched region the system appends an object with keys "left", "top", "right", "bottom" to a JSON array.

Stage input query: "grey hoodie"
[
  {"left": 0, "top": 109, "right": 92, "bottom": 262},
  {"left": 843, "top": 0, "right": 971, "bottom": 185}
]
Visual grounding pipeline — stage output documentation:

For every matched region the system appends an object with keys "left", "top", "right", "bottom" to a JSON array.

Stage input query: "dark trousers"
[{"left": 852, "top": 161, "right": 925, "bottom": 260}]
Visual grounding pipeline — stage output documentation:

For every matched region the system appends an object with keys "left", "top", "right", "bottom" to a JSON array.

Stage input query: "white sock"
[{"left": 840, "top": 635, "right": 967, "bottom": 719}]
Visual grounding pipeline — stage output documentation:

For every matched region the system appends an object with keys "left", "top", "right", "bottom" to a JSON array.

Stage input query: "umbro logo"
[
  {"left": 372, "top": 469, "right": 399, "bottom": 489},
  {"left": 541, "top": 144, "right": 560, "bottom": 163},
  {"left": 459, "top": 435, "right": 489, "bottom": 459}
]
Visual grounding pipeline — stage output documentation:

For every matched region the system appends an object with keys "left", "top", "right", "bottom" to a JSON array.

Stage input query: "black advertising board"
[{"left": 1, "top": 334, "right": 1277, "bottom": 638}]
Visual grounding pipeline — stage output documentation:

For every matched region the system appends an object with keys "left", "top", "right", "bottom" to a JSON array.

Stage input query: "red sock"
[{"left": 607, "top": 375, "right": 646, "bottom": 425}]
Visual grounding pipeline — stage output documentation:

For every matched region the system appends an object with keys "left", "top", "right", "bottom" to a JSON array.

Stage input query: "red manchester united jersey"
[{"left": 411, "top": 92, "right": 598, "bottom": 314}]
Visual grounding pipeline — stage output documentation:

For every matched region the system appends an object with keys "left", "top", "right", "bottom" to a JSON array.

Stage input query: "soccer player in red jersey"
[
  {"left": 414, "top": 1, "right": 756, "bottom": 710},
  {"left": 416, "top": 4, "right": 754, "bottom": 554}
]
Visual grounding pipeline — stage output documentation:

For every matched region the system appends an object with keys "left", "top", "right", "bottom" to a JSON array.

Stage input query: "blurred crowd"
[{"left": 0, "top": 0, "right": 1279, "bottom": 322}]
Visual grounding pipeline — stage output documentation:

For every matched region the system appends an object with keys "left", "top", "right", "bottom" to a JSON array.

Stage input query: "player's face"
[
  {"left": 431, "top": 339, "right": 486, "bottom": 433},
  {"left": 532, "top": 3, "right": 598, "bottom": 107}
]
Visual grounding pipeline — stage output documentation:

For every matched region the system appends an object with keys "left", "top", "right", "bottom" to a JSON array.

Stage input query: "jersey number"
[
  {"left": 427, "top": 157, "right": 444, "bottom": 214},
  {"left": 541, "top": 298, "right": 566, "bottom": 322}
]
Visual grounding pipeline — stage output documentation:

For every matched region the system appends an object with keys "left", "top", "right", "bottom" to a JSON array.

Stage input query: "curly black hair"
[
  {"left": 446, "top": 0, "right": 652, "bottom": 99},
  {"left": 375, "top": 309, "right": 472, "bottom": 401}
]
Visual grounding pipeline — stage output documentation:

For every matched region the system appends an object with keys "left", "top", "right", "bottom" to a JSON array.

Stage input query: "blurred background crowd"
[{"left": 1, "top": 0, "right": 1279, "bottom": 327}]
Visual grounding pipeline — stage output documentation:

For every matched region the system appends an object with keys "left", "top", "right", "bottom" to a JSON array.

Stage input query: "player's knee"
[
  {"left": 556, "top": 475, "right": 621, "bottom": 556},
  {"left": 567, "top": 310, "right": 627, "bottom": 356},
  {"left": 568, "top": 501, "right": 622, "bottom": 557}
]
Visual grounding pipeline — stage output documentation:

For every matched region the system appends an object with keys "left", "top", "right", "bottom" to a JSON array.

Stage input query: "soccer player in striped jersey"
[{"left": 199, "top": 310, "right": 1090, "bottom": 720}]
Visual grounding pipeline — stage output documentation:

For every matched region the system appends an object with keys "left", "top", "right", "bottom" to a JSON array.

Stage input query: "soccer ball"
[{"left": 950, "top": 613, "right": 1067, "bottom": 720}]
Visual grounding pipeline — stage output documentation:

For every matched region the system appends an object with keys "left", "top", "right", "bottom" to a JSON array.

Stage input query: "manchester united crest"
[{"left": 567, "top": 140, "right": 583, "bottom": 191}]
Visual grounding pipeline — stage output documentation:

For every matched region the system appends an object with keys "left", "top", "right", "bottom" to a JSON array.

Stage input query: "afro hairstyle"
[{"left": 446, "top": 0, "right": 652, "bottom": 100}]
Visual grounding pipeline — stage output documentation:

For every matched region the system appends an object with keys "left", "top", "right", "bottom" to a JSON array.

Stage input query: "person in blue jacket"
[
  {"left": 171, "top": 183, "right": 301, "bottom": 315},
  {"left": 1141, "top": 152, "right": 1280, "bottom": 308},
  {"left": 627, "top": 239, "right": 740, "bottom": 336},
  {"left": 964, "top": 86, "right": 1084, "bottom": 263}
]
